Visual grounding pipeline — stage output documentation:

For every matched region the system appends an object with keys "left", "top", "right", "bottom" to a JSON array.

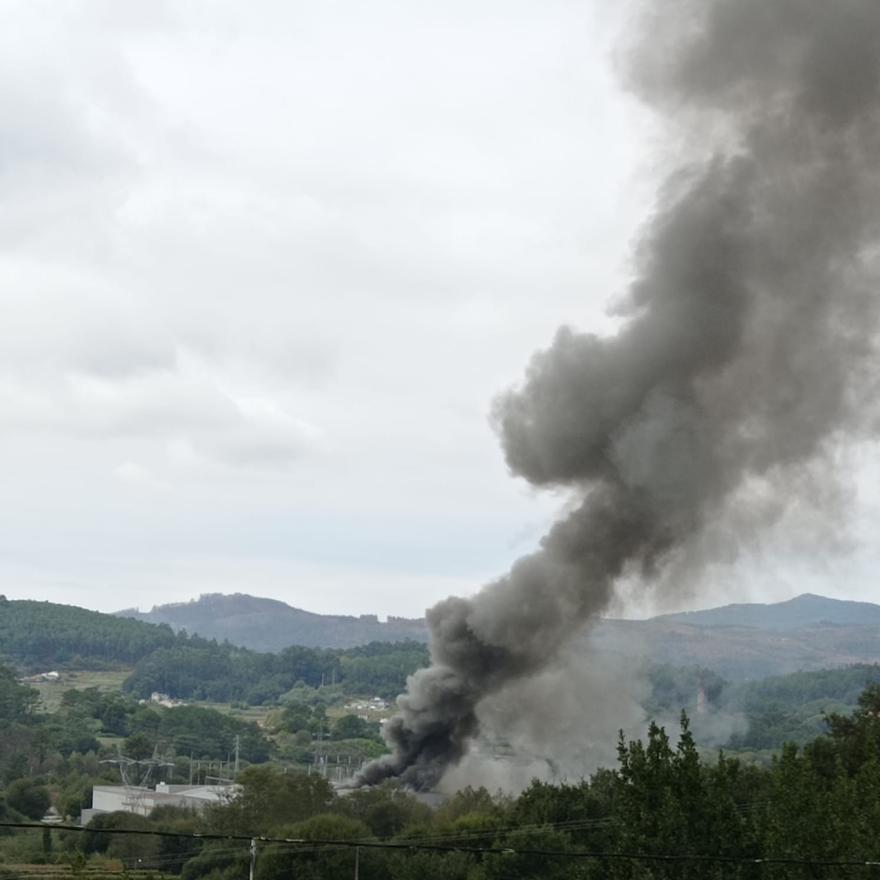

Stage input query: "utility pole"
[
  {"left": 354, "top": 845, "right": 360, "bottom": 880},
  {"left": 234, "top": 735, "right": 240, "bottom": 777},
  {"left": 248, "top": 838, "right": 257, "bottom": 880},
  {"left": 314, "top": 723, "right": 325, "bottom": 777}
]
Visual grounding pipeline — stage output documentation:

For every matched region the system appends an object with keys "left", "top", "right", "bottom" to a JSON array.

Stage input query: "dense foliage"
[
  {"left": 5, "top": 687, "right": 880, "bottom": 879},
  {"left": 0, "top": 665, "right": 271, "bottom": 790},
  {"left": 0, "top": 664, "right": 39, "bottom": 721},
  {"left": 722, "top": 664, "right": 880, "bottom": 749},
  {"left": 123, "top": 640, "right": 429, "bottom": 704},
  {"left": 644, "top": 662, "right": 880, "bottom": 751},
  {"left": 0, "top": 598, "right": 178, "bottom": 670},
  {"left": 178, "top": 684, "right": 880, "bottom": 877},
  {"left": 0, "top": 598, "right": 430, "bottom": 704}
]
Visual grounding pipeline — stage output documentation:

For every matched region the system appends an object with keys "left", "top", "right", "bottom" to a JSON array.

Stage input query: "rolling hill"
[
  {"left": 117, "top": 592, "right": 427, "bottom": 651},
  {"left": 584, "top": 593, "right": 880, "bottom": 680},
  {"left": 3, "top": 591, "right": 877, "bottom": 683},
  {"left": 656, "top": 593, "right": 880, "bottom": 630},
  {"left": 589, "top": 617, "right": 880, "bottom": 681},
  {"left": 116, "top": 591, "right": 880, "bottom": 680},
  {"left": 0, "top": 596, "right": 177, "bottom": 670}
]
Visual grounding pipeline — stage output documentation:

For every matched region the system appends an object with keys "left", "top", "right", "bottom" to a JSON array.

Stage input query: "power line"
[
  {"left": 333, "top": 796, "right": 774, "bottom": 848},
  {"left": 3, "top": 821, "right": 880, "bottom": 870}
]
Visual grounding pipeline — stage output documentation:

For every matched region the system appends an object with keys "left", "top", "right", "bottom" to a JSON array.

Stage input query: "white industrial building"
[{"left": 81, "top": 782, "right": 238, "bottom": 824}]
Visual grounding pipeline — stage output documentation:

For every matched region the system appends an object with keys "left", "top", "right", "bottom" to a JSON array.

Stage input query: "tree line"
[
  {"left": 0, "top": 598, "right": 179, "bottom": 669},
  {"left": 122, "top": 640, "right": 429, "bottom": 704}
]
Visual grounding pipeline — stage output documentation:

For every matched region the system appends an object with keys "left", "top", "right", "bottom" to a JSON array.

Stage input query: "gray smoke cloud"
[
  {"left": 438, "top": 650, "right": 651, "bottom": 793},
  {"left": 359, "top": 0, "right": 880, "bottom": 790}
]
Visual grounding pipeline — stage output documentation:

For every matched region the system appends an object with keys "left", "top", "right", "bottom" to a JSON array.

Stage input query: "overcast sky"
[{"left": 2, "top": 0, "right": 877, "bottom": 618}]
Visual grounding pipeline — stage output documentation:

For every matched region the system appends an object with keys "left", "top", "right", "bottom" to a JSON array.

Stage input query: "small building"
[
  {"left": 22, "top": 671, "right": 61, "bottom": 683},
  {"left": 141, "top": 692, "right": 182, "bottom": 708},
  {"left": 41, "top": 806, "right": 63, "bottom": 825}
]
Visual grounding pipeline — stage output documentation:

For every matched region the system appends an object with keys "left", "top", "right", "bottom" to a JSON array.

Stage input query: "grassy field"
[
  {"left": 26, "top": 671, "right": 394, "bottom": 732},
  {"left": 28, "top": 670, "right": 132, "bottom": 712},
  {"left": 194, "top": 700, "right": 276, "bottom": 727}
]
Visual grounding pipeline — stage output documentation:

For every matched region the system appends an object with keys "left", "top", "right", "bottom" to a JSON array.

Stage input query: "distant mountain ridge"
[
  {"left": 1, "top": 591, "right": 877, "bottom": 682},
  {"left": 115, "top": 592, "right": 880, "bottom": 679},
  {"left": 116, "top": 592, "right": 426, "bottom": 651},
  {"left": 656, "top": 593, "right": 880, "bottom": 630}
]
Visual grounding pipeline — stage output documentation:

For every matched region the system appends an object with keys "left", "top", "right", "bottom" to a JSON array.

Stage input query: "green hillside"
[
  {"left": 725, "top": 663, "right": 880, "bottom": 748},
  {"left": 118, "top": 592, "right": 880, "bottom": 680},
  {"left": 0, "top": 596, "right": 429, "bottom": 704},
  {"left": 0, "top": 597, "right": 178, "bottom": 670},
  {"left": 645, "top": 661, "right": 880, "bottom": 751}
]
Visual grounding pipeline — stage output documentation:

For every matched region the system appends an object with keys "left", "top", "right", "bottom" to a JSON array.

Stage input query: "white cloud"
[
  {"left": 114, "top": 460, "right": 170, "bottom": 493},
  {"left": 2, "top": 0, "right": 870, "bottom": 618},
  {"left": 188, "top": 396, "right": 320, "bottom": 468}
]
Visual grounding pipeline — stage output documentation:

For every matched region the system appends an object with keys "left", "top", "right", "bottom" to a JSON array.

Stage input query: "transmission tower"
[{"left": 100, "top": 746, "right": 175, "bottom": 814}]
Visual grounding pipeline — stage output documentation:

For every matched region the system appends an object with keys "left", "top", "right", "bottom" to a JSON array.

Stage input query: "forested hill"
[
  {"left": 656, "top": 592, "right": 880, "bottom": 630},
  {"left": 0, "top": 597, "right": 179, "bottom": 670},
  {"left": 118, "top": 592, "right": 427, "bottom": 650},
  {"left": 6, "top": 591, "right": 880, "bottom": 693},
  {"left": 0, "top": 596, "right": 430, "bottom": 703},
  {"left": 119, "top": 591, "right": 880, "bottom": 653},
  {"left": 117, "top": 592, "right": 880, "bottom": 680}
]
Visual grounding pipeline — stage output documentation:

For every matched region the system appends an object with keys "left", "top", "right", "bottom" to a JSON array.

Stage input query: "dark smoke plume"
[{"left": 359, "top": 0, "right": 880, "bottom": 790}]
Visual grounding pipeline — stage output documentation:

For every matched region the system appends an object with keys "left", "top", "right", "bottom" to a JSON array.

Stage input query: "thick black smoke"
[{"left": 359, "top": 0, "right": 880, "bottom": 790}]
